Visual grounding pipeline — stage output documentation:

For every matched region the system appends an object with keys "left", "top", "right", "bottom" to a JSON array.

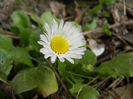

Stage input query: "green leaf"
[
  {"left": 79, "top": 1, "right": 88, "bottom": 8},
  {"left": 82, "top": 64, "right": 94, "bottom": 73},
  {"left": 19, "top": 28, "right": 32, "bottom": 46},
  {"left": 11, "top": 10, "right": 31, "bottom": 28},
  {"left": 58, "top": 61, "right": 84, "bottom": 83},
  {"left": 0, "top": 36, "right": 13, "bottom": 51},
  {"left": 61, "top": 50, "right": 96, "bottom": 76},
  {"left": 99, "top": 0, "right": 105, "bottom": 4},
  {"left": 83, "top": 18, "right": 97, "bottom": 31},
  {"left": 102, "top": 24, "right": 112, "bottom": 36},
  {"left": 100, "top": 0, "right": 116, "bottom": 5},
  {"left": 40, "top": 11, "right": 53, "bottom": 26},
  {"left": 0, "top": 72, "right": 7, "bottom": 81},
  {"left": 10, "top": 47, "right": 33, "bottom": 67},
  {"left": 72, "top": 21, "right": 81, "bottom": 30},
  {"left": 70, "top": 84, "right": 99, "bottom": 99},
  {"left": 40, "top": 11, "right": 60, "bottom": 27},
  {"left": 0, "top": 36, "right": 33, "bottom": 67},
  {"left": 89, "top": 18, "right": 97, "bottom": 30},
  {"left": 11, "top": 67, "right": 45, "bottom": 94},
  {"left": 91, "top": 5, "right": 102, "bottom": 15},
  {"left": 95, "top": 52, "right": 133, "bottom": 78},
  {"left": 37, "top": 66, "right": 58, "bottom": 97},
  {"left": 31, "top": 14, "right": 42, "bottom": 27},
  {"left": 10, "top": 26, "right": 20, "bottom": 35},
  {"left": 105, "top": 0, "right": 116, "bottom": 5},
  {"left": 29, "top": 28, "right": 42, "bottom": 52},
  {"left": 0, "top": 49, "right": 13, "bottom": 76},
  {"left": 79, "top": 86, "right": 99, "bottom": 99},
  {"left": 70, "top": 83, "right": 83, "bottom": 96},
  {"left": 58, "top": 61, "right": 66, "bottom": 78},
  {"left": 0, "top": 36, "right": 13, "bottom": 77},
  {"left": 78, "top": 50, "right": 97, "bottom": 65},
  {"left": 104, "top": 11, "right": 111, "bottom": 17}
]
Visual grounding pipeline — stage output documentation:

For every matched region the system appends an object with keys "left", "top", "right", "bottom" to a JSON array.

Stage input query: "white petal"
[
  {"left": 66, "top": 50, "right": 84, "bottom": 55},
  {"left": 38, "top": 34, "right": 48, "bottom": 43},
  {"left": 44, "top": 23, "right": 51, "bottom": 34},
  {"left": 69, "top": 47, "right": 86, "bottom": 52},
  {"left": 65, "top": 57, "right": 74, "bottom": 64},
  {"left": 66, "top": 54, "right": 82, "bottom": 59},
  {"left": 58, "top": 55, "right": 65, "bottom": 62},
  {"left": 40, "top": 34, "right": 49, "bottom": 42},
  {"left": 44, "top": 54, "right": 51, "bottom": 59},
  {"left": 51, "top": 55, "right": 56, "bottom": 63},
  {"left": 62, "top": 22, "right": 72, "bottom": 33},
  {"left": 40, "top": 48, "right": 49, "bottom": 54},
  {"left": 59, "top": 19, "right": 64, "bottom": 31},
  {"left": 51, "top": 19, "right": 58, "bottom": 33},
  {"left": 38, "top": 41, "right": 49, "bottom": 48},
  {"left": 38, "top": 41, "right": 44, "bottom": 45}
]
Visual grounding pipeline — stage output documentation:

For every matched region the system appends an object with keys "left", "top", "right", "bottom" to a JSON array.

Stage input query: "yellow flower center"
[{"left": 51, "top": 36, "right": 69, "bottom": 54}]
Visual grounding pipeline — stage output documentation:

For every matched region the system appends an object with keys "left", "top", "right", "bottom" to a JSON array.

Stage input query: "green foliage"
[
  {"left": 84, "top": 18, "right": 97, "bottom": 31},
  {"left": 95, "top": 52, "right": 133, "bottom": 78},
  {"left": 11, "top": 10, "right": 43, "bottom": 52},
  {"left": 0, "top": 49, "right": 13, "bottom": 76},
  {"left": 58, "top": 61, "right": 66, "bottom": 78},
  {"left": 15, "top": 0, "right": 25, "bottom": 7},
  {"left": 81, "top": 0, "right": 115, "bottom": 32},
  {"left": 100, "top": 0, "right": 116, "bottom": 5},
  {"left": 0, "top": 37, "right": 13, "bottom": 79},
  {"left": 11, "top": 10, "right": 31, "bottom": 28},
  {"left": 11, "top": 67, "right": 45, "bottom": 94},
  {"left": 0, "top": 37, "right": 13, "bottom": 80},
  {"left": 58, "top": 50, "right": 97, "bottom": 98},
  {"left": 31, "top": 11, "right": 60, "bottom": 29},
  {"left": 0, "top": 73, "right": 7, "bottom": 81},
  {"left": 79, "top": 86, "right": 99, "bottom": 99},
  {"left": 41, "top": 11, "right": 53, "bottom": 26},
  {"left": 70, "top": 84, "right": 99, "bottom": 99},
  {"left": 41, "top": 11, "right": 60, "bottom": 27},
  {"left": 70, "top": 83, "right": 83, "bottom": 96},
  {"left": 91, "top": 5, "right": 102, "bottom": 15},
  {"left": 104, "top": 11, "right": 111, "bottom": 17},
  {"left": 19, "top": 28, "right": 32, "bottom": 46},
  {"left": 102, "top": 24, "right": 112, "bottom": 36},
  {"left": 78, "top": 50, "right": 97, "bottom": 65},
  {"left": 82, "top": 64, "right": 94, "bottom": 73},
  {"left": 37, "top": 66, "right": 58, "bottom": 97},
  {"left": 0, "top": 36, "right": 13, "bottom": 51},
  {"left": 72, "top": 21, "right": 82, "bottom": 30},
  {"left": 29, "top": 28, "right": 42, "bottom": 52},
  {"left": 31, "top": 14, "right": 42, "bottom": 27},
  {"left": 58, "top": 50, "right": 96, "bottom": 78},
  {"left": 11, "top": 47, "right": 33, "bottom": 67},
  {"left": 0, "top": 36, "right": 33, "bottom": 67},
  {"left": 11, "top": 66, "right": 58, "bottom": 95}
]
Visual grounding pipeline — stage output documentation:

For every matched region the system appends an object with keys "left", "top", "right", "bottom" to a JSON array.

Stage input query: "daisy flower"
[{"left": 38, "top": 19, "right": 86, "bottom": 64}]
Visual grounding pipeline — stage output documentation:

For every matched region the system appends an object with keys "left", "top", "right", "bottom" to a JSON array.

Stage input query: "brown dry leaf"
[
  {"left": 74, "top": 1, "right": 82, "bottom": 24},
  {"left": 106, "top": 84, "right": 133, "bottom": 99},
  {"left": 0, "top": 0, "right": 14, "bottom": 21},
  {"left": 111, "top": 7, "right": 120, "bottom": 23},
  {"left": 50, "top": 1, "right": 66, "bottom": 18}
]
